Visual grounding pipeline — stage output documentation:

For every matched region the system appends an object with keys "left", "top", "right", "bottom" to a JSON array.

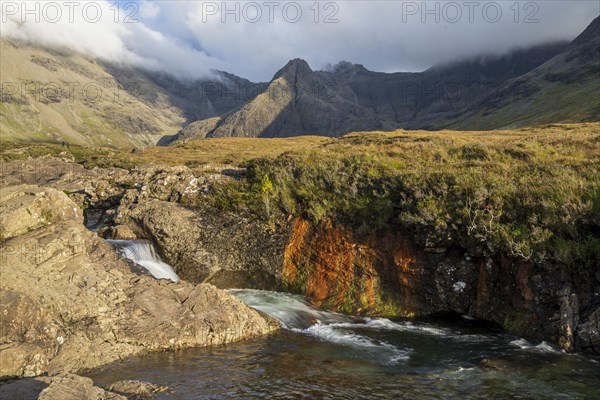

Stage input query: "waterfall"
[
  {"left": 229, "top": 289, "right": 412, "bottom": 364},
  {"left": 108, "top": 240, "right": 180, "bottom": 283},
  {"left": 229, "top": 289, "right": 362, "bottom": 330}
]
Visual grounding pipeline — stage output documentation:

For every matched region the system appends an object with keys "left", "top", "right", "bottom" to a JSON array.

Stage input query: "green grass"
[
  {"left": 192, "top": 123, "right": 600, "bottom": 267},
  {"left": 2, "top": 123, "right": 599, "bottom": 267}
]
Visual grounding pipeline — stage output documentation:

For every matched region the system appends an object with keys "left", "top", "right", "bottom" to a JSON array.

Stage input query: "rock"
[
  {"left": 0, "top": 374, "right": 124, "bottom": 400},
  {"left": 38, "top": 374, "right": 126, "bottom": 400},
  {"left": 0, "top": 185, "right": 82, "bottom": 240},
  {"left": 102, "top": 225, "right": 137, "bottom": 240},
  {"left": 115, "top": 200, "right": 286, "bottom": 284},
  {"left": 478, "top": 358, "right": 514, "bottom": 371},
  {"left": 104, "top": 380, "right": 169, "bottom": 399},
  {"left": 0, "top": 186, "right": 277, "bottom": 379},
  {"left": 0, "top": 289, "right": 59, "bottom": 378},
  {"left": 576, "top": 308, "right": 600, "bottom": 353}
]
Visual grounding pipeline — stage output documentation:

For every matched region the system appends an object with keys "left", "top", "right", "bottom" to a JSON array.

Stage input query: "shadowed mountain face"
[
  {"left": 178, "top": 16, "right": 598, "bottom": 141},
  {"left": 1, "top": 16, "right": 598, "bottom": 146}
]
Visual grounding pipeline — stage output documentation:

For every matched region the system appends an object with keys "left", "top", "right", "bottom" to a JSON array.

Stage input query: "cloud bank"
[{"left": 1, "top": 0, "right": 598, "bottom": 81}]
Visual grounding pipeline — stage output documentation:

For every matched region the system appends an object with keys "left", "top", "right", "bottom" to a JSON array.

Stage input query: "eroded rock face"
[
  {"left": 281, "top": 217, "right": 600, "bottom": 354},
  {"left": 115, "top": 199, "right": 287, "bottom": 285},
  {"left": 0, "top": 185, "right": 277, "bottom": 380}
]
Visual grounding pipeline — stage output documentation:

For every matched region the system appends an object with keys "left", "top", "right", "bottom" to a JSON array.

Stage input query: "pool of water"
[{"left": 87, "top": 290, "right": 600, "bottom": 399}]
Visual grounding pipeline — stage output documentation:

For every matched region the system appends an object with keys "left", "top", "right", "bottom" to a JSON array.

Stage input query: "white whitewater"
[
  {"left": 229, "top": 289, "right": 412, "bottom": 364},
  {"left": 108, "top": 240, "right": 180, "bottom": 283}
]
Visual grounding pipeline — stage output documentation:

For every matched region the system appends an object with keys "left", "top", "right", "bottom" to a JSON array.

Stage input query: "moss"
[{"left": 41, "top": 208, "right": 53, "bottom": 222}]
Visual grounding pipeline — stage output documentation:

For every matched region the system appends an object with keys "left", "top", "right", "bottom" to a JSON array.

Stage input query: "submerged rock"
[
  {"left": 37, "top": 374, "right": 126, "bottom": 400},
  {"left": 104, "top": 380, "right": 169, "bottom": 399},
  {"left": 0, "top": 374, "right": 126, "bottom": 400}
]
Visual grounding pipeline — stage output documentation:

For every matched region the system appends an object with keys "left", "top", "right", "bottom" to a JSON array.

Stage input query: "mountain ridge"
[
  {"left": 176, "top": 39, "right": 573, "bottom": 141},
  {"left": 1, "top": 15, "right": 598, "bottom": 147}
]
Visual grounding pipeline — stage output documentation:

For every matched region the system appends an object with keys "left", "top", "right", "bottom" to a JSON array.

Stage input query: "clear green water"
[{"left": 87, "top": 290, "right": 600, "bottom": 399}]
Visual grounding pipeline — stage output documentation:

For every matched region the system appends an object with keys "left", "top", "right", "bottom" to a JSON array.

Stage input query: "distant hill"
[
  {"left": 0, "top": 38, "right": 263, "bottom": 148},
  {"left": 441, "top": 15, "right": 600, "bottom": 129},
  {"left": 177, "top": 41, "right": 570, "bottom": 141}
]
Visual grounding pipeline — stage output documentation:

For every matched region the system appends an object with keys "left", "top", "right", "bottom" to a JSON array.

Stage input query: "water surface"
[{"left": 87, "top": 290, "right": 600, "bottom": 399}]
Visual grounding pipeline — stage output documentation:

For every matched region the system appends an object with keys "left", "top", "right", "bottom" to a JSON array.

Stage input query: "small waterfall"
[
  {"left": 229, "top": 289, "right": 412, "bottom": 365},
  {"left": 108, "top": 240, "right": 180, "bottom": 283},
  {"left": 229, "top": 289, "right": 361, "bottom": 330}
]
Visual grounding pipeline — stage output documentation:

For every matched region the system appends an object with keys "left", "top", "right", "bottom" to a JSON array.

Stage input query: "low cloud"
[{"left": 1, "top": 0, "right": 598, "bottom": 82}]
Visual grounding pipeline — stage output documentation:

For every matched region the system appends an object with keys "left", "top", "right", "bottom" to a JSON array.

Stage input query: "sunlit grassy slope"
[
  {"left": 2, "top": 123, "right": 599, "bottom": 266},
  {"left": 2, "top": 123, "right": 599, "bottom": 170}
]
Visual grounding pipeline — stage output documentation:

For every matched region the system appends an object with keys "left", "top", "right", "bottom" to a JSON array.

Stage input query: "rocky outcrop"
[
  {"left": 1, "top": 158, "right": 597, "bottom": 354},
  {"left": 0, "top": 186, "right": 277, "bottom": 380},
  {"left": 280, "top": 217, "right": 600, "bottom": 353},
  {"left": 0, "top": 374, "right": 126, "bottom": 400},
  {"left": 0, "top": 185, "right": 82, "bottom": 240},
  {"left": 114, "top": 199, "right": 287, "bottom": 285},
  {"left": 112, "top": 190, "right": 599, "bottom": 354}
]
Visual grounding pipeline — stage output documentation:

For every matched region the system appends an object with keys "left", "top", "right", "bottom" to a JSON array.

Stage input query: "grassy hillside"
[
  {"left": 3, "top": 123, "right": 598, "bottom": 267},
  {"left": 444, "top": 16, "right": 600, "bottom": 129},
  {"left": 0, "top": 38, "right": 264, "bottom": 149},
  {"left": 0, "top": 38, "right": 189, "bottom": 148}
]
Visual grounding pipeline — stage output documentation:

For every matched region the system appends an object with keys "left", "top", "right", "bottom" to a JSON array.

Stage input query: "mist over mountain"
[
  {"left": 1, "top": 1, "right": 598, "bottom": 81},
  {"left": 1, "top": 15, "right": 598, "bottom": 147}
]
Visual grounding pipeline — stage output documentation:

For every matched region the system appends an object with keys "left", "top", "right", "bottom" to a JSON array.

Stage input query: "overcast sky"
[{"left": 1, "top": 0, "right": 598, "bottom": 81}]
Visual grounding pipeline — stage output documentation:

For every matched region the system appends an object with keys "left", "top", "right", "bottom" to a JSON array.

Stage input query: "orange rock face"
[{"left": 282, "top": 217, "right": 431, "bottom": 316}]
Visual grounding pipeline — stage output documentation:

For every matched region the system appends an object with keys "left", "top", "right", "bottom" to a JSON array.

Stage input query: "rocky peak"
[
  {"left": 273, "top": 58, "right": 313, "bottom": 82},
  {"left": 331, "top": 61, "right": 369, "bottom": 76}
]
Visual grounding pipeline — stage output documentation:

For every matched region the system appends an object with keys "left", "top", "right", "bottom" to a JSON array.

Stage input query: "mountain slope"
[
  {"left": 0, "top": 38, "right": 263, "bottom": 148},
  {"left": 178, "top": 42, "right": 569, "bottom": 140},
  {"left": 180, "top": 59, "right": 386, "bottom": 140},
  {"left": 442, "top": 16, "right": 600, "bottom": 129}
]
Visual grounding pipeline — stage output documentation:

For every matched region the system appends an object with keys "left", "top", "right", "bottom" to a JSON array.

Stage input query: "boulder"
[
  {"left": 115, "top": 199, "right": 286, "bottom": 284},
  {"left": 0, "top": 185, "right": 82, "bottom": 240}
]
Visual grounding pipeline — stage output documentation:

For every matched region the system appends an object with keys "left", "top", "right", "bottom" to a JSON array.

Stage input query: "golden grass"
[{"left": 2, "top": 122, "right": 599, "bottom": 171}]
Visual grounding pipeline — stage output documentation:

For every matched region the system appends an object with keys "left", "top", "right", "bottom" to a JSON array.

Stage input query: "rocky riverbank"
[
  {"left": 0, "top": 179, "right": 278, "bottom": 397},
  {"left": 1, "top": 155, "right": 598, "bottom": 360}
]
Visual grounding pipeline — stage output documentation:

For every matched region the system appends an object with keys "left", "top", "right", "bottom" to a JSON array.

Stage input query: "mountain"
[
  {"left": 0, "top": 37, "right": 263, "bottom": 148},
  {"left": 176, "top": 42, "right": 570, "bottom": 141},
  {"left": 2, "top": 16, "right": 597, "bottom": 146},
  {"left": 441, "top": 15, "right": 600, "bottom": 129},
  {"left": 177, "top": 59, "right": 387, "bottom": 141}
]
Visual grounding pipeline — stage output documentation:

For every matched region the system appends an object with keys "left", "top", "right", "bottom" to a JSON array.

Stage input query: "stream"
[{"left": 87, "top": 289, "right": 600, "bottom": 399}]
